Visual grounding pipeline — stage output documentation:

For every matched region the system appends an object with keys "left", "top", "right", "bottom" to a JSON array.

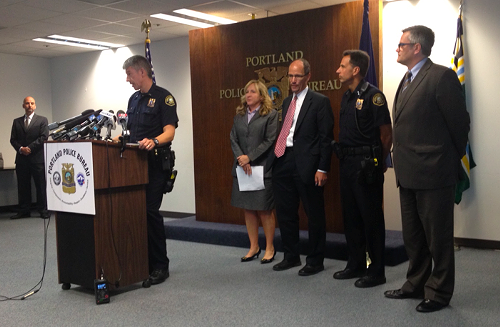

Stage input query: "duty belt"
[{"left": 341, "top": 146, "right": 372, "bottom": 156}]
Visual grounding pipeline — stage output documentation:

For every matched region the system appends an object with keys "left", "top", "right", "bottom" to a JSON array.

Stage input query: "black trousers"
[
  {"left": 340, "top": 155, "right": 385, "bottom": 277},
  {"left": 16, "top": 160, "right": 47, "bottom": 213},
  {"left": 146, "top": 157, "right": 170, "bottom": 272},
  {"left": 399, "top": 185, "right": 455, "bottom": 304},
  {"left": 272, "top": 148, "right": 326, "bottom": 266}
]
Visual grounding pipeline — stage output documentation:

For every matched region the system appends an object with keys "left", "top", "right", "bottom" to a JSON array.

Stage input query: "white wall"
[
  {"left": 49, "top": 37, "right": 195, "bottom": 214},
  {"left": 0, "top": 53, "right": 52, "bottom": 206},
  {"left": 382, "top": 0, "right": 500, "bottom": 241}
]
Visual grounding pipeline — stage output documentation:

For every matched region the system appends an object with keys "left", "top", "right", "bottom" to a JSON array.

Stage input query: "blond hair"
[{"left": 236, "top": 80, "right": 273, "bottom": 116}]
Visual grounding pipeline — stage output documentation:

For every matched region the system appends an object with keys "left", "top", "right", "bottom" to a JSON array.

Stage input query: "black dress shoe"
[
  {"left": 39, "top": 211, "right": 50, "bottom": 219},
  {"left": 333, "top": 268, "right": 366, "bottom": 280},
  {"left": 241, "top": 248, "right": 261, "bottom": 262},
  {"left": 10, "top": 213, "right": 30, "bottom": 219},
  {"left": 416, "top": 299, "right": 448, "bottom": 313},
  {"left": 261, "top": 249, "right": 276, "bottom": 264},
  {"left": 354, "top": 275, "right": 386, "bottom": 288},
  {"left": 384, "top": 289, "right": 424, "bottom": 299},
  {"left": 150, "top": 268, "right": 169, "bottom": 285},
  {"left": 272, "top": 259, "right": 301, "bottom": 271},
  {"left": 298, "top": 264, "right": 324, "bottom": 276}
]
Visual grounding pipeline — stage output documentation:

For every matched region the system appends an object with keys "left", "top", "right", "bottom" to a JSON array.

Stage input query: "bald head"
[{"left": 22, "top": 96, "right": 36, "bottom": 116}]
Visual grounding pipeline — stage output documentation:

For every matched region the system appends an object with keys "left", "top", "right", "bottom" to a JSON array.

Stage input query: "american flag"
[
  {"left": 359, "top": 0, "right": 377, "bottom": 87},
  {"left": 145, "top": 37, "right": 156, "bottom": 84}
]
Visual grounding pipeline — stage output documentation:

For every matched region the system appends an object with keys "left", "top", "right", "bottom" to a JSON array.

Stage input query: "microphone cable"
[{"left": 0, "top": 216, "right": 50, "bottom": 301}]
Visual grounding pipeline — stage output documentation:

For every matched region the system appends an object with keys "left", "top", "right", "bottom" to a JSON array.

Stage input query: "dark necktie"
[
  {"left": 25, "top": 116, "right": 29, "bottom": 128},
  {"left": 401, "top": 71, "right": 412, "bottom": 93},
  {"left": 274, "top": 95, "right": 298, "bottom": 158}
]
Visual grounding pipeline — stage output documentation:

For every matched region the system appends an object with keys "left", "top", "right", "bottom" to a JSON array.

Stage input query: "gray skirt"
[{"left": 231, "top": 176, "right": 274, "bottom": 211}]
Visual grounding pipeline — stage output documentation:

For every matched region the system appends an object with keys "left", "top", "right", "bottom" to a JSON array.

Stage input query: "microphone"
[
  {"left": 116, "top": 110, "right": 130, "bottom": 138},
  {"left": 60, "top": 110, "right": 102, "bottom": 141},
  {"left": 51, "top": 111, "right": 96, "bottom": 140},
  {"left": 104, "top": 110, "right": 116, "bottom": 140},
  {"left": 89, "top": 111, "right": 114, "bottom": 140},
  {"left": 48, "top": 109, "right": 94, "bottom": 130}
]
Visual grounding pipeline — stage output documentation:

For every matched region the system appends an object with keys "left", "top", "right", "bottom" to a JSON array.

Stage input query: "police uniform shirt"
[
  {"left": 126, "top": 84, "right": 179, "bottom": 143},
  {"left": 339, "top": 79, "right": 391, "bottom": 147}
]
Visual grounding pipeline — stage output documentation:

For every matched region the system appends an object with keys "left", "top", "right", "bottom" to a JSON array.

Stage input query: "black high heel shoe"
[
  {"left": 241, "top": 248, "right": 261, "bottom": 262},
  {"left": 261, "top": 249, "right": 277, "bottom": 264}
]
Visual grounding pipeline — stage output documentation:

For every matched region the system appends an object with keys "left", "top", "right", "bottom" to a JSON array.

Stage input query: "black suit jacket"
[
  {"left": 271, "top": 89, "right": 334, "bottom": 184},
  {"left": 392, "top": 59, "right": 470, "bottom": 189},
  {"left": 10, "top": 113, "right": 49, "bottom": 165}
]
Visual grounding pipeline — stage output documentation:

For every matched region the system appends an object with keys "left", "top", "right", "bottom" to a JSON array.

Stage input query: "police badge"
[
  {"left": 147, "top": 98, "right": 156, "bottom": 107},
  {"left": 356, "top": 99, "right": 364, "bottom": 110},
  {"left": 62, "top": 163, "right": 76, "bottom": 194},
  {"left": 165, "top": 95, "right": 175, "bottom": 106},
  {"left": 372, "top": 93, "right": 385, "bottom": 106}
]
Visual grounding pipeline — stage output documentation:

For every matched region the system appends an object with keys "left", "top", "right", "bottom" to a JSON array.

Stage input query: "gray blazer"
[
  {"left": 230, "top": 109, "right": 278, "bottom": 178},
  {"left": 392, "top": 59, "right": 470, "bottom": 189}
]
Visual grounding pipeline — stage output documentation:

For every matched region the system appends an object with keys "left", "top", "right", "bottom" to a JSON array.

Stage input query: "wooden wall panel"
[{"left": 190, "top": 1, "right": 381, "bottom": 233}]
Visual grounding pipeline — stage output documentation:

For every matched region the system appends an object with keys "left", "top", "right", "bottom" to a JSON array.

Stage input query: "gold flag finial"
[{"left": 141, "top": 19, "right": 152, "bottom": 39}]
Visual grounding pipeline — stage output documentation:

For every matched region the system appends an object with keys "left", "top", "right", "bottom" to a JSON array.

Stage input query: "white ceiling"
[{"left": 0, "top": 0, "right": 353, "bottom": 58}]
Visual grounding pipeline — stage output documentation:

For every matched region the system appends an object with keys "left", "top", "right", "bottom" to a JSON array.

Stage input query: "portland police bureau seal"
[{"left": 46, "top": 147, "right": 92, "bottom": 206}]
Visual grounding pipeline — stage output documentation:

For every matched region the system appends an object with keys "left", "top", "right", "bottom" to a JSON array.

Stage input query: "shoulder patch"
[
  {"left": 165, "top": 95, "right": 175, "bottom": 106},
  {"left": 372, "top": 93, "right": 385, "bottom": 106}
]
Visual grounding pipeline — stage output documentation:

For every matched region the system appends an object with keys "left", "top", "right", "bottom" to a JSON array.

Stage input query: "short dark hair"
[
  {"left": 123, "top": 55, "right": 153, "bottom": 79},
  {"left": 342, "top": 50, "right": 370, "bottom": 77},
  {"left": 402, "top": 25, "right": 435, "bottom": 57}
]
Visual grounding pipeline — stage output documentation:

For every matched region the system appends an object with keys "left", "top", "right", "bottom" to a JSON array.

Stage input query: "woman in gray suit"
[{"left": 230, "top": 80, "right": 278, "bottom": 263}]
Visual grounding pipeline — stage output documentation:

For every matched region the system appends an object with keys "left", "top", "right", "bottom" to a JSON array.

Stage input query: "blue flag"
[
  {"left": 359, "top": 0, "right": 377, "bottom": 87},
  {"left": 451, "top": 6, "right": 476, "bottom": 204},
  {"left": 145, "top": 38, "right": 156, "bottom": 84}
]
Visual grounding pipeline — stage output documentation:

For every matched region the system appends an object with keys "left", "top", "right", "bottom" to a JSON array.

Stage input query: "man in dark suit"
[
  {"left": 271, "top": 59, "right": 334, "bottom": 276},
  {"left": 384, "top": 26, "right": 470, "bottom": 313},
  {"left": 10, "top": 96, "right": 50, "bottom": 219}
]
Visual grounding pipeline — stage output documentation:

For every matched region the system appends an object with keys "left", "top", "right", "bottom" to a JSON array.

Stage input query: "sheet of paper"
[{"left": 236, "top": 165, "right": 265, "bottom": 191}]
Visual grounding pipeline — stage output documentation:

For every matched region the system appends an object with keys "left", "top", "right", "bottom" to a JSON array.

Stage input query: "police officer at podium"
[
  {"left": 122, "top": 55, "right": 179, "bottom": 285},
  {"left": 332, "top": 50, "right": 392, "bottom": 288}
]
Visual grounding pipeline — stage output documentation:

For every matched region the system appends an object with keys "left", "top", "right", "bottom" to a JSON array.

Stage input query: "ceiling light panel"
[{"left": 173, "top": 9, "right": 236, "bottom": 24}]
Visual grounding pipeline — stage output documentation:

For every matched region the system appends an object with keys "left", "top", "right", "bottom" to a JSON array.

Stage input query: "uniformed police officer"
[
  {"left": 122, "top": 55, "right": 179, "bottom": 285},
  {"left": 333, "top": 50, "right": 392, "bottom": 288}
]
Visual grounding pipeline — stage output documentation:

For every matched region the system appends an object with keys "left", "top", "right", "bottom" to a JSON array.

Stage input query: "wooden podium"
[{"left": 54, "top": 141, "right": 149, "bottom": 290}]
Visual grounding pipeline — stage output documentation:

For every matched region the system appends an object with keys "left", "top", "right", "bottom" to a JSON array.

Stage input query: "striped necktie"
[
  {"left": 401, "top": 71, "right": 412, "bottom": 92},
  {"left": 274, "top": 95, "right": 298, "bottom": 158}
]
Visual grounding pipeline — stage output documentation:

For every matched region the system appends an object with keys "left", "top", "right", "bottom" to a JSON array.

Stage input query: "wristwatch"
[{"left": 152, "top": 138, "right": 159, "bottom": 146}]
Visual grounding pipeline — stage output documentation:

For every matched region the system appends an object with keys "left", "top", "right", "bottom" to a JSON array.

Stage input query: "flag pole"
[{"left": 141, "top": 19, "right": 156, "bottom": 84}]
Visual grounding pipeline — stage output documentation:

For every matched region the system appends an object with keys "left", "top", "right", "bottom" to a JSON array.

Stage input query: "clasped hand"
[{"left": 237, "top": 155, "right": 252, "bottom": 175}]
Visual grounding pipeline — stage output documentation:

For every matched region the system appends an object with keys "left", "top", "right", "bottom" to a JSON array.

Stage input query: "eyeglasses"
[
  {"left": 398, "top": 42, "right": 415, "bottom": 49},
  {"left": 287, "top": 74, "right": 306, "bottom": 79}
]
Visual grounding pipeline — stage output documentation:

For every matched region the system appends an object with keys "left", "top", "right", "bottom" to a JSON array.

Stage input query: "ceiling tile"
[
  {"left": 268, "top": 1, "right": 322, "bottom": 14},
  {"left": 88, "top": 22, "right": 138, "bottom": 36},
  {"left": 106, "top": 0, "right": 176, "bottom": 15},
  {"left": 75, "top": 6, "right": 141, "bottom": 22},
  {"left": 41, "top": 14, "right": 109, "bottom": 29},
  {"left": 22, "top": 0, "right": 96, "bottom": 13},
  {"left": 0, "top": 0, "right": 358, "bottom": 58}
]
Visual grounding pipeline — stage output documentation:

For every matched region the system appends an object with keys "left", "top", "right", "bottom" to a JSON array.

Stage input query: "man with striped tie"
[{"left": 270, "top": 59, "right": 334, "bottom": 276}]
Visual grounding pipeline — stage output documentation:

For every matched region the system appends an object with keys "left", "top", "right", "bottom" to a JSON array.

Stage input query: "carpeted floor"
[{"left": 1, "top": 213, "right": 499, "bottom": 327}]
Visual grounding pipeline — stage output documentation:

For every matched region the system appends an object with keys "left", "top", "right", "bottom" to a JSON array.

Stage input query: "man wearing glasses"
[
  {"left": 271, "top": 58, "right": 334, "bottom": 276},
  {"left": 384, "top": 25, "right": 470, "bottom": 312}
]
